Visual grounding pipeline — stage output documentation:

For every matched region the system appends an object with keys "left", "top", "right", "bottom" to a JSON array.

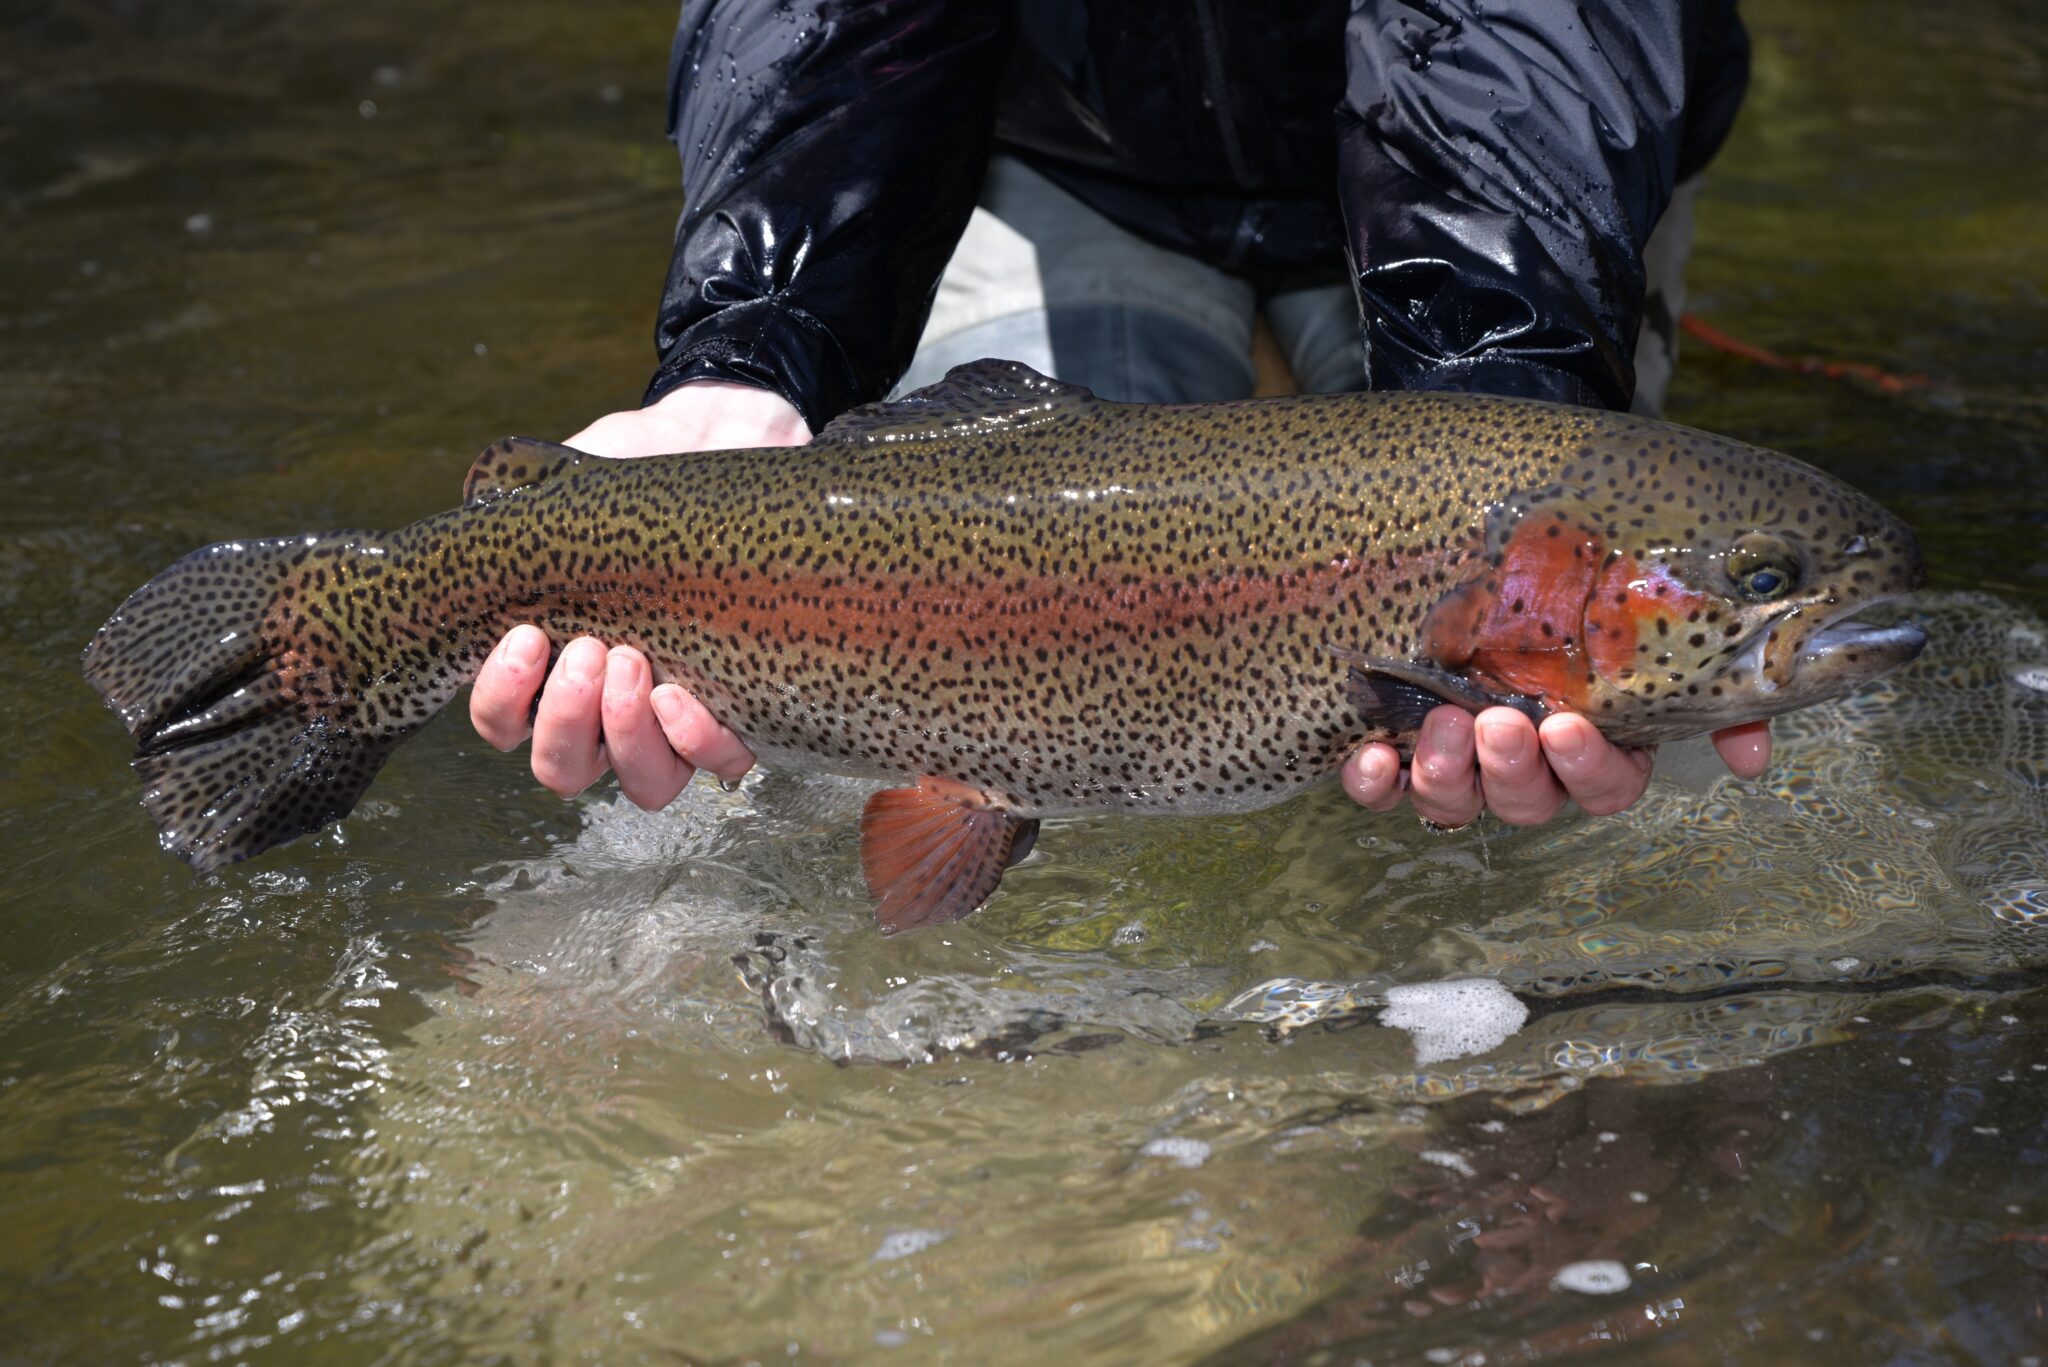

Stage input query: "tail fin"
[{"left": 83, "top": 533, "right": 431, "bottom": 872}]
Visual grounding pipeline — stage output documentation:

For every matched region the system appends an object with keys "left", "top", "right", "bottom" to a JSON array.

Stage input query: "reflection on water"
[{"left": 2, "top": 0, "right": 2045, "bottom": 1362}]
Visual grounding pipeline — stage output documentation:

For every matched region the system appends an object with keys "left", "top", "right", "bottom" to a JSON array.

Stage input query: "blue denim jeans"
[{"left": 899, "top": 155, "right": 1692, "bottom": 416}]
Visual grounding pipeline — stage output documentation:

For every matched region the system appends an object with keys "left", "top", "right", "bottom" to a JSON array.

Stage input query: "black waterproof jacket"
[{"left": 646, "top": 0, "right": 1749, "bottom": 430}]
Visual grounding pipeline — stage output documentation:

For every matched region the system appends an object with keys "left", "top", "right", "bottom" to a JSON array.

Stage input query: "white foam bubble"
[
  {"left": 1551, "top": 1259, "right": 1632, "bottom": 1294},
  {"left": 1140, "top": 1137, "right": 1212, "bottom": 1169},
  {"left": 1419, "top": 1149, "right": 1476, "bottom": 1179},
  {"left": 870, "top": 1229, "right": 949, "bottom": 1262},
  {"left": 1380, "top": 978, "right": 1530, "bottom": 1066}
]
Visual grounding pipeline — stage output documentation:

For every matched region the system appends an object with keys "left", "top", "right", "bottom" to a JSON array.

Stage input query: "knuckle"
[
  {"left": 549, "top": 690, "right": 599, "bottom": 729},
  {"left": 1416, "top": 755, "right": 1468, "bottom": 790},
  {"left": 550, "top": 677, "right": 594, "bottom": 713},
  {"left": 1475, "top": 754, "right": 1526, "bottom": 786},
  {"left": 674, "top": 703, "right": 718, "bottom": 748},
  {"left": 600, "top": 689, "right": 642, "bottom": 729}
]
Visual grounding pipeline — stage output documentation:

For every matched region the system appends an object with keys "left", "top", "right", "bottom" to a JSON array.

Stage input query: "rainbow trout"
[{"left": 84, "top": 361, "right": 1925, "bottom": 929}]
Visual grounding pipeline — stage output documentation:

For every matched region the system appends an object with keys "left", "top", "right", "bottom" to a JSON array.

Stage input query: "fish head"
[{"left": 1424, "top": 420, "right": 1927, "bottom": 744}]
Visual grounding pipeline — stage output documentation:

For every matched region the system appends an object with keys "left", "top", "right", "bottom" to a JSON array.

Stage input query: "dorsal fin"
[
  {"left": 462, "top": 437, "right": 587, "bottom": 507},
  {"left": 814, "top": 359, "right": 1102, "bottom": 447}
]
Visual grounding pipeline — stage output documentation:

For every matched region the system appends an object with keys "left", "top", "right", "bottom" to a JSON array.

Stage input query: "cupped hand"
[
  {"left": 467, "top": 380, "right": 809, "bottom": 807},
  {"left": 1340, "top": 707, "right": 1770, "bottom": 827}
]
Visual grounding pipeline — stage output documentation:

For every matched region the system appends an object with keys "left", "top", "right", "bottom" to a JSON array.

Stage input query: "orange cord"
[{"left": 1679, "top": 313, "right": 1931, "bottom": 394}]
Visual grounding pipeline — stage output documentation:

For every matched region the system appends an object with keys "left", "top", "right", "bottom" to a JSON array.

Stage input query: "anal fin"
[{"left": 860, "top": 776, "right": 1037, "bottom": 933}]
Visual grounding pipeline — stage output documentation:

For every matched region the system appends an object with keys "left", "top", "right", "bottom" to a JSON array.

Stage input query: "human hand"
[
  {"left": 1338, "top": 708, "right": 1770, "bottom": 828},
  {"left": 467, "top": 380, "right": 809, "bottom": 807}
]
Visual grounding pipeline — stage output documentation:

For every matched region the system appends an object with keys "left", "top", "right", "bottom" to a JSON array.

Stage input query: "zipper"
[{"left": 1191, "top": 0, "right": 1254, "bottom": 189}]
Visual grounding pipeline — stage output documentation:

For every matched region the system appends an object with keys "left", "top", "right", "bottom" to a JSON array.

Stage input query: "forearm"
[
  {"left": 1337, "top": 0, "right": 1749, "bottom": 411},
  {"left": 649, "top": 0, "right": 1006, "bottom": 430}
]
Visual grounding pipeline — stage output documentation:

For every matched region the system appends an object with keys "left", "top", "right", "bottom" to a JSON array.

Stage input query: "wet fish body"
[{"left": 83, "top": 361, "right": 1925, "bottom": 928}]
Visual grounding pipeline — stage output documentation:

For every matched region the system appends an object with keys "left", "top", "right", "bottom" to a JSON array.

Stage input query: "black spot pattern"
[
  {"left": 81, "top": 534, "right": 412, "bottom": 871},
  {"left": 82, "top": 361, "right": 1925, "bottom": 871}
]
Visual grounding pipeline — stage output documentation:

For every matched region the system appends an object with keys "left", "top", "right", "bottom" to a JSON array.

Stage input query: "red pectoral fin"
[{"left": 860, "top": 776, "right": 1038, "bottom": 933}]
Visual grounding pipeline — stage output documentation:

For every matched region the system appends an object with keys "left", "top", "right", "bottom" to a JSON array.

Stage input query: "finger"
[
  {"left": 1473, "top": 709, "right": 1567, "bottom": 826},
  {"left": 1711, "top": 720, "right": 1771, "bottom": 779},
  {"left": 531, "top": 637, "right": 609, "bottom": 798},
  {"left": 469, "top": 625, "right": 550, "bottom": 750},
  {"left": 1409, "top": 706, "right": 1484, "bottom": 828},
  {"left": 601, "top": 648, "right": 691, "bottom": 811},
  {"left": 1341, "top": 743, "right": 1408, "bottom": 813},
  {"left": 648, "top": 684, "right": 756, "bottom": 782},
  {"left": 1539, "top": 713, "right": 1654, "bottom": 817}
]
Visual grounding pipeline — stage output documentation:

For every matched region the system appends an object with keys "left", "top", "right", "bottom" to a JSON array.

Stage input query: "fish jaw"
[
  {"left": 1800, "top": 615, "right": 1929, "bottom": 675},
  {"left": 1587, "top": 609, "right": 1925, "bottom": 746},
  {"left": 1749, "top": 601, "right": 1929, "bottom": 702}
]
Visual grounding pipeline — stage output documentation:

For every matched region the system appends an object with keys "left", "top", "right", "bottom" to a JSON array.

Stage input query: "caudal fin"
[{"left": 83, "top": 533, "right": 428, "bottom": 872}]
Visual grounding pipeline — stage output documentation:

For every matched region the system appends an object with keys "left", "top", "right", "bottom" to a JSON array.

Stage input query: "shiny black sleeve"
[
  {"left": 646, "top": 1, "right": 1005, "bottom": 432},
  {"left": 1338, "top": 0, "right": 1749, "bottom": 410}
]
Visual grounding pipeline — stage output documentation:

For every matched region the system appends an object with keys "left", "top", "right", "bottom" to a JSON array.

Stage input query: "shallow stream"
[{"left": 2, "top": 2, "right": 2044, "bottom": 1362}]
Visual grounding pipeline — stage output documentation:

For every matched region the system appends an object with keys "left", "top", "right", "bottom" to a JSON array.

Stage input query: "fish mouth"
[
  {"left": 1744, "top": 597, "right": 1928, "bottom": 695},
  {"left": 1800, "top": 615, "right": 1929, "bottom": 671}
]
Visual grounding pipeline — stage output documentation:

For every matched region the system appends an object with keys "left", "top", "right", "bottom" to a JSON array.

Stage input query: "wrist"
[
  {"left": 644, "top": 380, "right": 809, "bottom": 447},
  {"left": 567, "top": 380, "right": 811, "bottom": 459}
]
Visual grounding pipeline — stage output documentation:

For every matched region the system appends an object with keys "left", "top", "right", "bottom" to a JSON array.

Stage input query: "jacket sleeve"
[
  {"left": 646, "top": 0, "right": 1005, "bottom": 432},
  {"left": 1338, "top": 0, "right": 1749, "bottom": 411}
]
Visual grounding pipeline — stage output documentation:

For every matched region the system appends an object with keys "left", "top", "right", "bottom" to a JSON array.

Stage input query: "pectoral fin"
[
  {"left": 1330, "top": 648, "right": 1548, "bottom": 742},
  {"left": 860, "top": 776, "right": 1039, "bottom": 933}
]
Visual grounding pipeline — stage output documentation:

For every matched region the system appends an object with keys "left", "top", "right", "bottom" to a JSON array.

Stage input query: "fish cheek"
[{"left": 1593, "top": 554, "right": 1741, "bottom": 704}]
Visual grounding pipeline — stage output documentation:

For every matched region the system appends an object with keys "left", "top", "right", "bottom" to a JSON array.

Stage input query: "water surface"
[{"left": 2, "top": 1, "right": 2044, "bottom": 1362}]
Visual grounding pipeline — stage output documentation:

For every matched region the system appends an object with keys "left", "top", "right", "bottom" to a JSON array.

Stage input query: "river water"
[{"left": 3, "top": 2, "right": 2044, "bottom": 1362}]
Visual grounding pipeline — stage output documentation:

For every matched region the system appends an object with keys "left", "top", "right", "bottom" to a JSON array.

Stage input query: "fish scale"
[{"left": 83, "top": 360, "right": 1925, "bottom": 931}]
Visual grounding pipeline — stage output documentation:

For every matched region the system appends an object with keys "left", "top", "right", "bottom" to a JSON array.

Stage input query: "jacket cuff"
[
  {"left": 1401, "top": 356, "right": 1607, "bottom": 410},
  {"left": 644, "top": 298, "right": 856, "bottom": 434}
]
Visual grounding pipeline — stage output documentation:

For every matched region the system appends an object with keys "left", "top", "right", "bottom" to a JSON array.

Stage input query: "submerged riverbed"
[{"left": 2, "top": 1, "right": 2044, "bottom": 1362}]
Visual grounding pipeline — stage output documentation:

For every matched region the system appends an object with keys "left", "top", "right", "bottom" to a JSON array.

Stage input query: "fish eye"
[
  {"left": 1725, "top": 533, "right": 1804, "bottom": 603},
  {"left": 1740, "top": 566, "right": 1792, "bottom": 600}
]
